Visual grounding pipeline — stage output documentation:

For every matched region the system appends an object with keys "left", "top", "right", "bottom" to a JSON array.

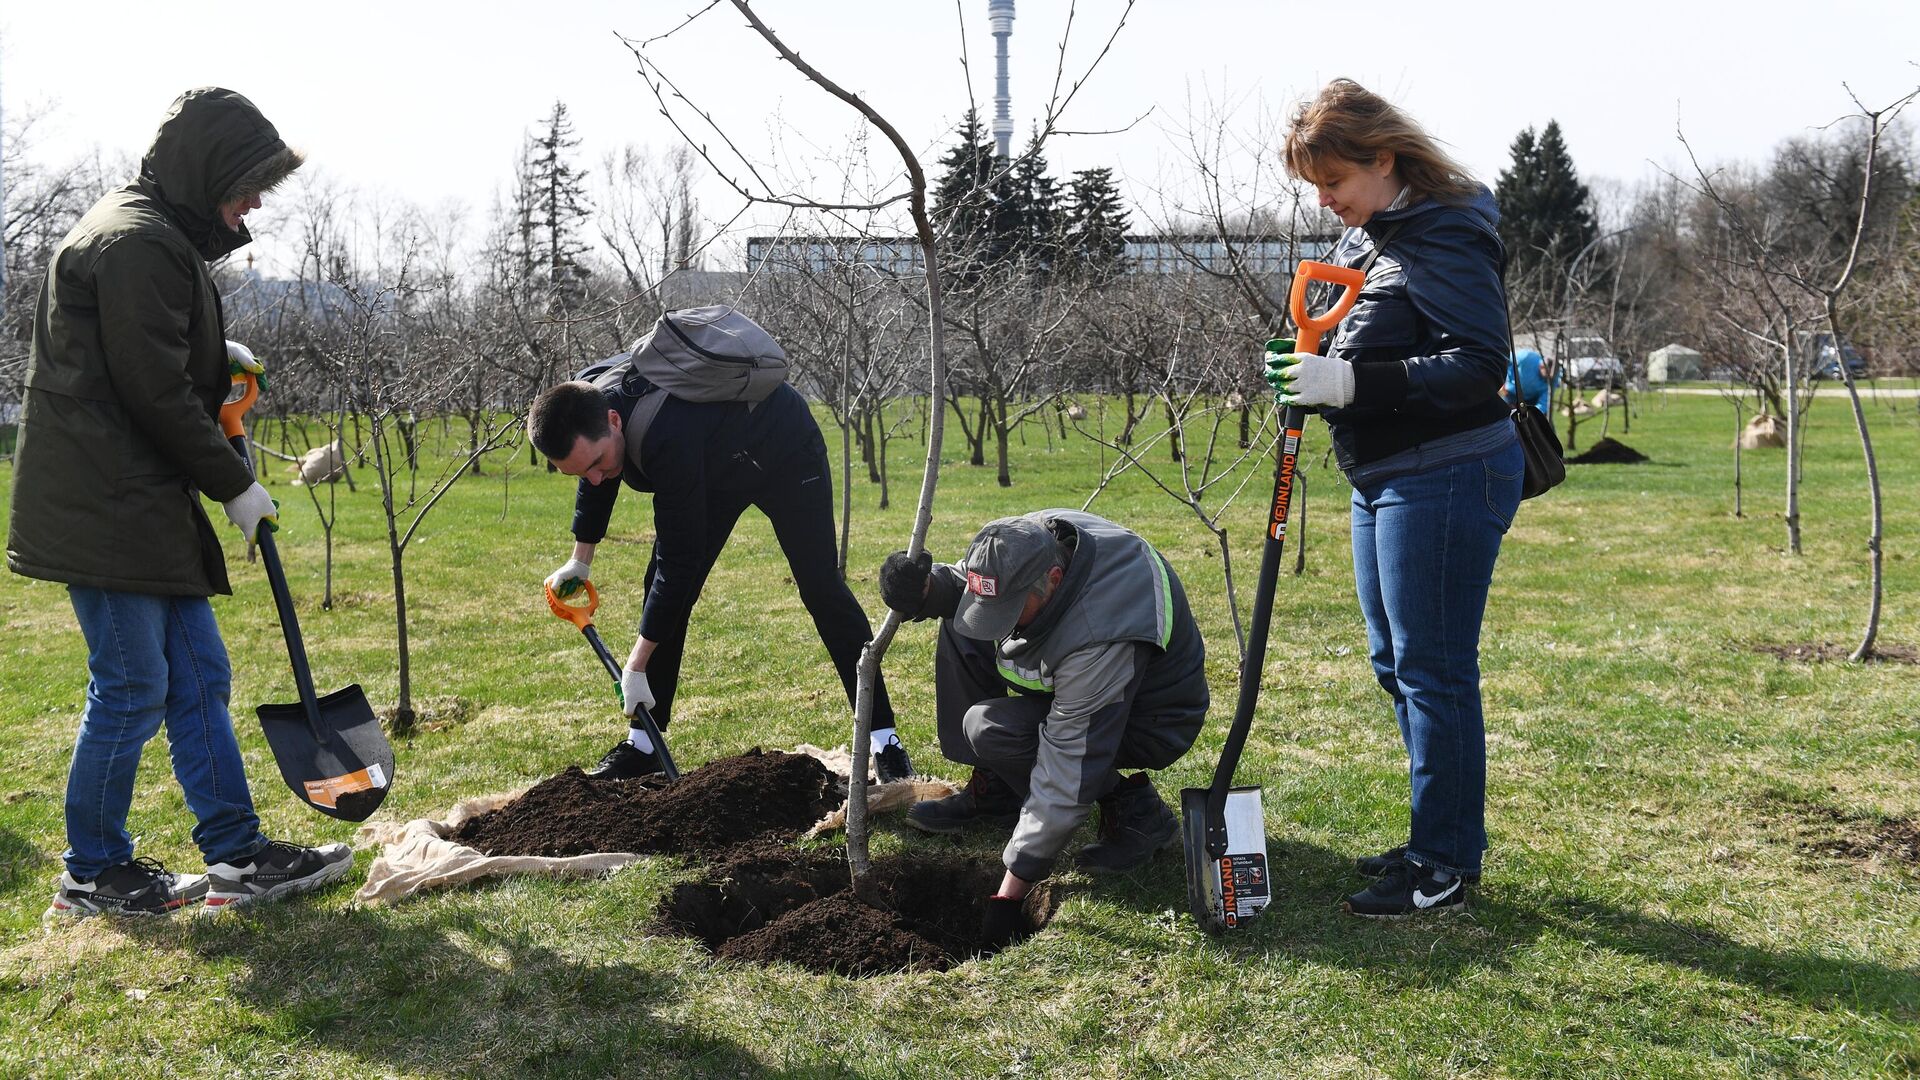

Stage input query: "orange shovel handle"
[
  {"left": 545, "top": 580, "right": 599, "bottom": 630},
  {"left": 218, "top": 370, "right": 260, "bottom": 438},
  {"left": 1287, "top": 260, "right": 1368, "bottom": 355}
]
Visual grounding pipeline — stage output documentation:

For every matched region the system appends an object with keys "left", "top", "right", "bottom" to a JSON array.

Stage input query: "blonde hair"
[{"left": 1284, "top": 79, "right": 1478, "bottom": 205}]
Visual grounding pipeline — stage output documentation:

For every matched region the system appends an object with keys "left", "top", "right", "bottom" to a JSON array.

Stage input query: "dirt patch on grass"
[
  {"left": 1768, "top": 798, "right": 1920, "bottom": 870},
  {"left": 456, "top": 750, "right": 1058, "bottom": 974},
  {"left": 1753, "top": 641, "right": 1920, "bottom": 664},
  {"left": 1567, "top": 436, "right": 1649, "bottom": 464}
]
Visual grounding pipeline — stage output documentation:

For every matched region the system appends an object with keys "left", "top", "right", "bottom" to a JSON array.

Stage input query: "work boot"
[
  {"left": 907, "top": 767, "right": 1021, "bottom": 834},
  {"left": 46, "top": 858, "right": 207, "bottom": 919},
  {"left": 585, "top": 738, "right": 670, "bottom": 781},
  {"left": 1356, "top": 844, "right": 1480, "bottom": 886},
  {"left": 874, "top": 737, "right": 915, "bottom": 784},
  {"left": 205, "top": 839, "right": 354, "bottom": 910},
  {"left": 1077, "top": 774, "right": 1178, "bottom": 876}
]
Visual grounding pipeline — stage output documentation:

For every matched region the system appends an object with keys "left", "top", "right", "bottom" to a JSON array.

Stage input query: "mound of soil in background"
[
  {"left": 453, "top": 749, "right": 839, "bottom": 857},
  {"left": 456, "top": 749, "right": 1059, "bottom": 975},
  {"left": 1567, "top": 436, "right": 1649, "bottom": 465}
]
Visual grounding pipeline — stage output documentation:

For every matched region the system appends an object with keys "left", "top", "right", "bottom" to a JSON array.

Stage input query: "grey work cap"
[{"left": 953, "top": 515, "right": 1059, "bottom": 641}]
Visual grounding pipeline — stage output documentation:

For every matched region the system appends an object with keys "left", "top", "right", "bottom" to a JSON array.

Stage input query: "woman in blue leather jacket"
[{"left": 1266, "top": 78, "right": 1524, "bottom": 918}]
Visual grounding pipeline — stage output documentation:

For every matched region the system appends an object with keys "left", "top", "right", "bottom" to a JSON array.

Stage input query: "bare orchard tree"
[
  {"left": 626, "top": 0, "right": 1133, "bottom": 883},
  {"left": 326, "top": 246, "right": 521, "bottom": 733}
]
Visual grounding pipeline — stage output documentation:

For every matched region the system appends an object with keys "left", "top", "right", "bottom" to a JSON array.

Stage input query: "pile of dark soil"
[
  {"left": 1779, "top": 800, "right": 1920, "bottom": 869},
  {"left": 1567, "top": 436, "right": 1649, "bottom": 465},
  {"left": 452, "top": 749, "right": 839, "bottom": 857},
  {"left": 457, "top": 750, "right": 1058, "bottom": 975}
]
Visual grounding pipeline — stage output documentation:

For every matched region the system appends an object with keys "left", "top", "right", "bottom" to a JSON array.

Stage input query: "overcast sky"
[{"left": 5, "top": 0, "right": 1917, "bottom": 275}]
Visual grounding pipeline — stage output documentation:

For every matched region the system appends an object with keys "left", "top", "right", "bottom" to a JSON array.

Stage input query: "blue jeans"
[
  {"left": 1350, "top": 439, "right": 1523, "bottom": 876},
  {"left": 64, "top": 587, "right": 265, "bottom": 880}
]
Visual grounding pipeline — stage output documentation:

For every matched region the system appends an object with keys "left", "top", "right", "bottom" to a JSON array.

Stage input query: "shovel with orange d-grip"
[
  {"left": 218, "top": 370, "right": 394, "bottom": 822},
  {"left": 1181, "top": 259, "right": 1367, "bottom": 932},
  {"left": 545, "top": 580, "right": 679, "bottom": 780}
]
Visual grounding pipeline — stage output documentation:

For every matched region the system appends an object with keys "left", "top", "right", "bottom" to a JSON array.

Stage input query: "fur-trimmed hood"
[{"left": 138, "top": 87, "right": 302, "bottom": 260}]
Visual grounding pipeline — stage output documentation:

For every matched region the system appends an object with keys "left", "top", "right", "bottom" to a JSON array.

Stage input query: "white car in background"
[{"left": 1564, "top": 336, "right": 1626, "bottom": 387}]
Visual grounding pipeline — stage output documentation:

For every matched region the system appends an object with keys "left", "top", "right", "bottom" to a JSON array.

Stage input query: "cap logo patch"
[{"left": 967, "top": 571, "right": 999, "bottom": 597}]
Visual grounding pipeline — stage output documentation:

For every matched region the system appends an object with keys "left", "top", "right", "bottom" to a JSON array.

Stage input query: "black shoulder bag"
[{"left": 1499, "top": 294, "right": 1565, "bottom": 499}]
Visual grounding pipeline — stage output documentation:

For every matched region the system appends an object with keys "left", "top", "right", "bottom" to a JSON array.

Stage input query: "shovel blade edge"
[{"left": 257, "top": 684, "right": 394, "bottom": 822}]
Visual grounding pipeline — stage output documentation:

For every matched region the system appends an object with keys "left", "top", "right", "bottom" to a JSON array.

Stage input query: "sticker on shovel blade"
[
  {"left": 303, "top": 763, "right": 390, "bottom": 809},
  {"left": 1213, "top": 852, "right": 1272, "bottom": 926}
]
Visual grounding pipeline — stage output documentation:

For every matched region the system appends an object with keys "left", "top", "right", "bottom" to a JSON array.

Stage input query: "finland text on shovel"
[
  {"left": 1181, "top": 259, "right": 1367, "bottom": 932},
  {"left": 220, "top": 372, "right": 394, "bottom": 821},
  {"left": 545, "top": 580, "right": 679, "bottom": 780}
]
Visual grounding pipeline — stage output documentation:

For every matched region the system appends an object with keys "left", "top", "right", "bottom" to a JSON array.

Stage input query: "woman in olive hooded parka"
[{"left": 10, "top": 88, "right": 354, "bottom": 917}]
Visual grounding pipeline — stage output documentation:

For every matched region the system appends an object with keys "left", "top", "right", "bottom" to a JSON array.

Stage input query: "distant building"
[{"left": 744, "top": 233, "right": 1338, "bottom": 276}]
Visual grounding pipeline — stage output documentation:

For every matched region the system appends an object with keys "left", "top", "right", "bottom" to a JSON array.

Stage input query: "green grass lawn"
[{"left": 2, "top": 392, "right": 1916, "bottom": 1078}]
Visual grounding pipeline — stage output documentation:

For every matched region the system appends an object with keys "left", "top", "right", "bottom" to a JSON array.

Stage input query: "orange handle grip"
[
  {"left": 545, "top": 579, "right": 599, "bottom": 629},
  {"left": 1287, "top": 260, "right": 1368, "bottom": 355},
  {"left": 218, "top": 370, "right": 260, "bottom": 438}
]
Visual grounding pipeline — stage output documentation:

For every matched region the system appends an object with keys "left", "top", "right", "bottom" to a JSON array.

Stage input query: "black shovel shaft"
[
  {"left": 228, "top": 434, "right": 324, "bottom": 734},
  {"left": 580, "top": 624, "right": 680, "bottom": 780},
  {"left": 1203, "top": 403, "right": 1305, "bottom": 857}
]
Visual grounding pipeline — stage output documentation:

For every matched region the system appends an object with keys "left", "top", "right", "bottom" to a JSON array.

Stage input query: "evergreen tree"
[
  {"left": 528, "top": 100, "right": 594, "bottom": 310},
  {"left": 1063, "top": 166, "right": 1131, "bottom": 281},
  {"left": 1006, "top": 129, "right": 1063, "bottom": 274},
  {"left": 1495, "top": 120, "right": 1598, "bottom": 309},
  {"left": 932, "top": 109, "right": 1009, "bottom": 270}
]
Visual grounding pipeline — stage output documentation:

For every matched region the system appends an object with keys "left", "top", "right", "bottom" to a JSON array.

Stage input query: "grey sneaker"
[
  {"left": 46, "top": 858, "right": 208, "bottom": 918},
  {"left": 205, "top": 839, "right": 353, "bottom": 910}
]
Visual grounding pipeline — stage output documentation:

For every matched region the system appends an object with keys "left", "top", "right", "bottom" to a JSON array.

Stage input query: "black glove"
[
  {"left": 980, "top": 894, "right": 1033, "bottom": 955},
  {"left": 879, "top": 549, "right": 933, "bottom": 614}
]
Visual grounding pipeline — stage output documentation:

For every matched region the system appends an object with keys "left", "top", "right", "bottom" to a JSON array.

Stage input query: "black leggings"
[{"left": 640, "top": 446, "right": 892, "bottom": 731}]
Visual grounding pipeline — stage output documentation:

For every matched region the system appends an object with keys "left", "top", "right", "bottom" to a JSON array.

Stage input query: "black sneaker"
[
  {"left": 907, "top": 767, "right": 1021, "bottom": 834},
  {"left": 1342, "top": 858, "right": 1468, "bottom": 919},
  {"left": 205, "top": 839, "right": 353, "bottom": 910},
  {"left": 585, "top": 738, "right": 670, "bottom": 781},
  {"left": 874, "top": 739, "right": 915, "bottom": 784},
  {"left": 46, "top": 858, "right": 207, "bottom": 918},
  {"left": 1077, "top": 774, "right": 1179, "bottom": 875},
  {"left": 1356, "top": 844, "right": 1480, "bottom": 886}
]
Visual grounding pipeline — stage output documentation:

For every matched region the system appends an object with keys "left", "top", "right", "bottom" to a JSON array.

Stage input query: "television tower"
[{"left": 988, "top": 0, "right": 1015, "bottom": 160}]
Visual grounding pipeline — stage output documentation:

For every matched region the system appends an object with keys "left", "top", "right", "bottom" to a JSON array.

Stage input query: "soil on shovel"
[
  {"left": 1567, "top": 436, "right": 1649, "bottom": 465},
  {"left": 455, "top": 749, "right": 1059, "bottom": 976}
]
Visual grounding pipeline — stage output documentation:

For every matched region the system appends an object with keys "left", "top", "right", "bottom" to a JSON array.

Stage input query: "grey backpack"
[{"left": 584, "top": 305, "right": 790, "bottom": 477}]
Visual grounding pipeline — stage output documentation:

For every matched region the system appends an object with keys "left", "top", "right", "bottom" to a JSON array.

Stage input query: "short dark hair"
[{"left": 527, "top": 381, "right": 613, "bottom": 460}]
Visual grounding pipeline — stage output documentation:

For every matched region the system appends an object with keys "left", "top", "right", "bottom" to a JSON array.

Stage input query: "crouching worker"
[{"left": 878, "top": 510, "right": 1208, "bottom": 950}]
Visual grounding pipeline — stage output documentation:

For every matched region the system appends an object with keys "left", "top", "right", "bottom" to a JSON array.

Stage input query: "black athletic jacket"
[
  {"left": 570, "top": 381, "right": 824, "bottom": 644},
  {"left": 1320, "top": 185, "right": 1511, "bottom": 470}
]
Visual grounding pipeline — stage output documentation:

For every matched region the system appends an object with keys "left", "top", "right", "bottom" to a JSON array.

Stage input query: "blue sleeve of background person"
[
  {"left": 1351, "top": 214, "right": 1510, "bottom": 415},
  {"left": 637, "top": 402, "right": 715, "bottom": 645},
  {"left": 570, "top": 476, "right": 620, "bottom": 544}
]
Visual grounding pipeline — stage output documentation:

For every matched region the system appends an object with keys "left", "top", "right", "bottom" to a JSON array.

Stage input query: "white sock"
[
  {"left": 869, "top": 727, "right": 899, "bottom": 753},
  {"left": 627, "top": 727, "right": 655, "bottom": 753}
]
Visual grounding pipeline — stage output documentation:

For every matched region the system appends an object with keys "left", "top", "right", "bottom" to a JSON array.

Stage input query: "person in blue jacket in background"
[{"left": 1503, "top": 348, "right": 1555, "bottom": 415}]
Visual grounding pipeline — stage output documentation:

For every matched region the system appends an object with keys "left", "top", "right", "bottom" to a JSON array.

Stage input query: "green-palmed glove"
[
  {"left": 226, "top": 340, "right": 267, "bottom": 392},
  {"left": 1265, "top": 349, "right": 1354, "bottom": 409}
]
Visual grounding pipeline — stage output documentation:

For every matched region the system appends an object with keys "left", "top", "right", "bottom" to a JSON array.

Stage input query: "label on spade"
[{"left": 304, "top": 763, "right": 390, "bottom": 809}]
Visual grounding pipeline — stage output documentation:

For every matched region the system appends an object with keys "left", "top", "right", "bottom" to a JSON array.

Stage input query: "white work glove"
[
  {"left": 1265, "top": 350, "right": 1356, "bottom": 409},
  {"left": 545, "top": 558, "right": 591, "bottom": 597},
  {"left": 226, "top": 340, "right": 264, "bottom": 380},
  {"left": 222, "top": 482, "right": 279, "bottom": 541},
  {"left": 619, "top": 666, "right": 655, "bottom": 716}
]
